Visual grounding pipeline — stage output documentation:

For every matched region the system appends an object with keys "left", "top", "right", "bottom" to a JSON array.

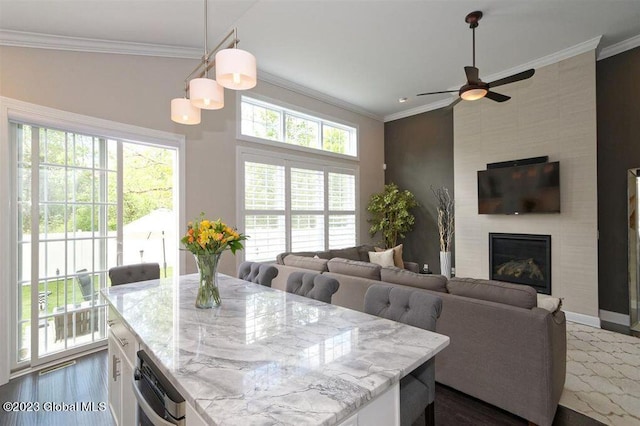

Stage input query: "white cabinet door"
[{"left": 108, "top": 332, "right": 123, "bottom": 426}]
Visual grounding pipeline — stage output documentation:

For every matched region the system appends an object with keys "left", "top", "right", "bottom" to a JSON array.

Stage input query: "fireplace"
[{"left": 489, "top": 233, "right": 551, "bottom": 294}]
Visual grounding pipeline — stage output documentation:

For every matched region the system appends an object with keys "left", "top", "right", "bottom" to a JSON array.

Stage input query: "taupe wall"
[
  {"left": 384, "top": 108, "right": 454, "bottom": 272},
  {"left": 0, "top": 46, "right": 384, "bottom": 275},
  {"left": 597, "top": 46, "right": 640, "bottom": 316},
  {"left": 454, "top": 51, "right": 599, "bottom": 317}
]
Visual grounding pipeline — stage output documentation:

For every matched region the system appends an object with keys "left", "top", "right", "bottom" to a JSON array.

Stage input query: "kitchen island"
[{"left": 103, "top": 273, "right": 449, "bottom": 425}]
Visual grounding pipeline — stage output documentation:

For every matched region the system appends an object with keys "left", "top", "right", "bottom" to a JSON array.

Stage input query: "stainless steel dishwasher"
[{"left": 132, "top": 350, "right": 186, "bottom": 426}]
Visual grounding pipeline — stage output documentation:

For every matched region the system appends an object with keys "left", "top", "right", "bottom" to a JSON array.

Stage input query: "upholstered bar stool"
[
  {"left": 364, "top": 284, "right": 443, "bottom": 426},
  {"left": 237, "top": 261, "right": 279, "bottom": 287},
  {"left": 285, "top": 271, "right": 339, "bottom": 304},
  {"left": 108, "top": 263, "right": 161, "bottom": 286}
]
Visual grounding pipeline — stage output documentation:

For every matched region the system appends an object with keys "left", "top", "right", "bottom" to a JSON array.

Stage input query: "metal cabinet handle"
[
  {"left": 112, "top": 355, "right": 121, "bottom": 381},
  {"left": 116, "top": 336, "right": 128, "bottom": 347},
  {"left": 107, "top": 319, "right": 116, "bottom": 326}
]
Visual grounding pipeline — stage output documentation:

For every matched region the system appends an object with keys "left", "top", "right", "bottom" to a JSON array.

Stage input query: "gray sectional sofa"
[{"left": 271, "top": 249, "right": 566, "bottom": 426}]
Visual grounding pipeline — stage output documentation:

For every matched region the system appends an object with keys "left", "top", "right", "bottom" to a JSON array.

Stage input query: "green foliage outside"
[
  {"left": 17, "top": 125, "right": 174, "bottom": 234},
  {"left": 367, "top": 183, "right": 418, "bottom": 249}
]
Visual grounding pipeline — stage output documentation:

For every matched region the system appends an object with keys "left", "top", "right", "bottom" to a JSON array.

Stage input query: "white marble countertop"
[{"left": 103, "top": 273, "right": 450, "bottom": 425}]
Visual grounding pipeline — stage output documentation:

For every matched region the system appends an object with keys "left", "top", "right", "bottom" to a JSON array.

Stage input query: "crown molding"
[
  {"left": 383, "top": 98, "right": 454, "bottom": 122},
  {"left": 0, "top": 29, "right": 202, "bottom": 59},
  {"left": 387, "top": 36, "right": 603, "bottom": 122},
  {"left": 0, "top": 29, "right": 382, "bottom": 122},
  {"left": 258, "top": 71, "right": 383, "bottom": 121},
  {"left": 597, "top": 33, "right": 640, "bottom": 60}
]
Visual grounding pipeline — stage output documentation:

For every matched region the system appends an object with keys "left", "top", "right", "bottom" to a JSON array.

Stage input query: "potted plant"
[
  {"left": 367, "top": 183, "right": 418, "bottom": 249},
  {"left": 432, "top": 186, "right": 454, "bottom": 277}
]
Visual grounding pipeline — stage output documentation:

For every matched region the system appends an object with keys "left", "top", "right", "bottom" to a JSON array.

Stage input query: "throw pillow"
[
  {"left": 368, "top": 249, "right": 395, "bottom": 268},
  {"left": 375, "top": 244, "right": 404, "bottom": 269}
]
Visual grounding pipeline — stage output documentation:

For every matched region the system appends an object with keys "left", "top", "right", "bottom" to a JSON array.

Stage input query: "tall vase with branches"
[{"left": 432, "top": 186, "right": 454, "bottom": 277}]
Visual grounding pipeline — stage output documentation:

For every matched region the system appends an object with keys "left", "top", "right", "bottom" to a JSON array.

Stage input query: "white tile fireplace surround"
[{"left": 453, "top": 51, "right": 599, "bottom": 323}]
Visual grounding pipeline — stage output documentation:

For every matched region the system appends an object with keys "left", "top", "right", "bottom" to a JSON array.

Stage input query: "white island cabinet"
[
  {"left": 107, "top": 306, "right": 137, "bottom": 426},
  {"left": 103, "top": 274, "right": 449, "bottom": 426}
]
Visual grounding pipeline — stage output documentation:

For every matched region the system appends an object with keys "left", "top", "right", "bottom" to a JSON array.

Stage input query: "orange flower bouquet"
[{"left": 181, "top": 214, "right": 247, "bottom": 308}]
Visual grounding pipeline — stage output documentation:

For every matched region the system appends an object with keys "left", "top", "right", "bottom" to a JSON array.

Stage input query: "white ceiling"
[{"left": 2, "top": 0, "right": 640, "bottom": 121}]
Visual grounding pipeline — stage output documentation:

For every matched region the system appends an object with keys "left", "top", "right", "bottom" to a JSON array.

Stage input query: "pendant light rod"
[
  {"left": 472, "top": 26, "right": 476, "bottom": 68},
  {"left": 182, "top": 28, "right": 238, "bottom": 85}
]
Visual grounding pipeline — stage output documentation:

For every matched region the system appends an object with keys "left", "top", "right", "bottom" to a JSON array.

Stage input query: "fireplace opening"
[{"left": 489, "top": 233, "right": 551, "bottom": 294}]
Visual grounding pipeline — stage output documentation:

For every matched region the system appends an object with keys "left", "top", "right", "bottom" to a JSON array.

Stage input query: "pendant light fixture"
[
  {"left": 170, "top": 0, "right": 257, "bottom": 125},
  {"left": 171, "top": 98, "right": 201, "bottom": 125}
]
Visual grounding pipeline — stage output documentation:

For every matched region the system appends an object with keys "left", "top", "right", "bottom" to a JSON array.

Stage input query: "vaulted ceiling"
[{"left": 2, "top": 0, "right": 640, "bottom": 121}]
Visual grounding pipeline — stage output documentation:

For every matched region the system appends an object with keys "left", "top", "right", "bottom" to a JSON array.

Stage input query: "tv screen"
[{"left": 477, "top": 161, "right": 560, "bottom": 214}]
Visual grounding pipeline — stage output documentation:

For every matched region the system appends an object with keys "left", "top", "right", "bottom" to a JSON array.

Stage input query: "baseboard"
[
  {"left": 564, "top": 311, "right": 601, "bottom": 328},
  {"left": 599, "top": 309, "right": 630, "bottom": 326}
]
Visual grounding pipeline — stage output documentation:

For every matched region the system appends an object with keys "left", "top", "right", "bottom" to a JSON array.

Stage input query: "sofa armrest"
[
  {"left": 435, "top": 294, "right": 566, "bottom": 426},
  {"left": 403, "top": 261, "right": 419, "bottom": 273}
]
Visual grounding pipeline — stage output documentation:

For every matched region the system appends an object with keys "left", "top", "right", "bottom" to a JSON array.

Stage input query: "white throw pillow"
[{"left": 368, "top": 249, "right": 395, "bottom": 268}]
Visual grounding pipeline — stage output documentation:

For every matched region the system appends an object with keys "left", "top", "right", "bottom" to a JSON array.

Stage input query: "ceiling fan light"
[
  {"left": 171, "top": 98, "right": 201, "bottom": 125},
  {"left": 215, "top": 48, "right": 257, "bottom": 90},
  {"left": 189, "top": 78, "right": 224, "bottom": 110},
  {"left": 460, "top": 87, "right": 487, "bottom": 101}
]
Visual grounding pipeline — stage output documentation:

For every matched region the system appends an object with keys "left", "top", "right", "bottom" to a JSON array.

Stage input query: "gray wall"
[
  {"left": 383, "top": 107, "right": 454, "bottom": 274},
  {"left": 597, "top": 46, "right": 640, "bottom": 315}
]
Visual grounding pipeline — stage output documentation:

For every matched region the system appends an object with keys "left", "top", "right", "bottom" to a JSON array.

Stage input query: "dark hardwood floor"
[
  {"left": 0, "top": 350, "right": 604, "bottom": 426},
  {"left": 0, "top": 350, "right": 115, "bottom": 426},
  {"left": 436, "top": 383, "right": 605, "bottom": 426}
]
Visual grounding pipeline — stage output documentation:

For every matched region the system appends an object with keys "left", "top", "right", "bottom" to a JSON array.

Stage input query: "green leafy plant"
[{"left": 367, "top": 183, "right": 418, "bottom": 248}]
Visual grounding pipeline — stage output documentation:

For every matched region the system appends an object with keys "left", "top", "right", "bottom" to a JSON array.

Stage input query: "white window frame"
[
  {"left": 236, "top": 146, "right": 359, "bottom": 262},
  {"left": 0, "top": 97, "right": 186, "bottom": 382},
  {"left": 236, "top": 93, "right": 360, "bottom": 161}
]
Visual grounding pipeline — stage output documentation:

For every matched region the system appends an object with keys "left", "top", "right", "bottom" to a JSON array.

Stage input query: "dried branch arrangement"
[{"left": 432, "top": 186, "right": 454, "bottom": 252}]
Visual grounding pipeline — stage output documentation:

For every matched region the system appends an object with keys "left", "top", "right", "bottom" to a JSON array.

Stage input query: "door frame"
[{"left": 0, "top": 97, "right": 186, "bottom": 383}]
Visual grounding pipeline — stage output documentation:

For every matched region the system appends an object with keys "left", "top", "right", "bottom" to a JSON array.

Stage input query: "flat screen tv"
[{"left": 477, "top": 161, "right": 560, "bottom": 214}]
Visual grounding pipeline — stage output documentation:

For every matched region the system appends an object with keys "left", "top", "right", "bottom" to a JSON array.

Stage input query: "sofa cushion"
[
  {"left": 447, "top": 277, "right": 538, "bottom": 309},
  {"left": 368, "top": 249, "right": 395, "bottom": 267},
  {"left": 329, "top": 247, "right": 361, "bottom": 261},
  {"left": 380, "top": 267, "right": 447, "bottom": 293},
  {"left": 327, "top": 258, "right": 381, "bottom": 280},
  {"left": 283, "top": 254, "right": 329, "bottom": 272},
  {"left": 356, "top": 244, "right": 375, "bottom": 261},
  {"left": 276, "top": 251, "right": 331, "bottom": 264},
  {"left": 375, "top": 244, "right": 405, "bottom": 269}
]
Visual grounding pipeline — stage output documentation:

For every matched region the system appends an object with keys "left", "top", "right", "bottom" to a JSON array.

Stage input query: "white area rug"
[{"left": 561, "top": 322, "right": 640, "bottom": 425}]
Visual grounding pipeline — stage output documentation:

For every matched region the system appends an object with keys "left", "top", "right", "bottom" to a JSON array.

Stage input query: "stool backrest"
[
  {"left": 237, "top": 261, "right": 279, "bottom": 287},
  {"left": 285, "top": 272, "right": 339, "bottom": 304},
  {"left": 109, "top": 263, "right": 160, "bottom": 286}
]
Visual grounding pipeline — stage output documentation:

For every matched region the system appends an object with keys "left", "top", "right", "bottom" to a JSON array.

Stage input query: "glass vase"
[{"left": 194, "top": 253, "right": 222, "bottom": 308}]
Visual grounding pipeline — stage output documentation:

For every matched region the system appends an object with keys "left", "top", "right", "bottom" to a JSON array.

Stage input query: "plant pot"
[{"left": 440, "top": 251, "right": 452, "bottom": 279}]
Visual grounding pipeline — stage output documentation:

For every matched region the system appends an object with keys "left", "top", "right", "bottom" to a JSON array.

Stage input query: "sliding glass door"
[{"left": 12, "top": 120, "right": 179, "bottom": 369}]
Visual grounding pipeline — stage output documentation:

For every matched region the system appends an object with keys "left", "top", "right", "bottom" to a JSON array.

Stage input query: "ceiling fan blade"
[
  {"left": 464, "top": 66, "right": 480, "bottom": 84},
  {"left": 417, "top": 90, "right": 459, "bottom": 96},
  {"left": 485, "top": 91, "right": 511, "bottom": 102},
  {"left": 488, "top": 69, "right": 535, "bottom": 89}
]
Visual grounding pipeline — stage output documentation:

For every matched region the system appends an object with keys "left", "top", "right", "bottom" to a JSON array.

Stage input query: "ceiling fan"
[{"left": 417, "top": 11, "right": 535, "bottom": 106}]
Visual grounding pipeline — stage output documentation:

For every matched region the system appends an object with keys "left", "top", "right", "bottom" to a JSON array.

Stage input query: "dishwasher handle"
[{"left": 132, "top": 376, "right": 184, "bottom": 426}]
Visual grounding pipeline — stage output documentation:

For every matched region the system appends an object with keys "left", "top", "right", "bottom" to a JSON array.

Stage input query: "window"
[
  {"left": 240, "top": 150, "right": 358, "bottom": 262},
  {"left": 239, "top": 96, "right": 358, "bottom": 157}
]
